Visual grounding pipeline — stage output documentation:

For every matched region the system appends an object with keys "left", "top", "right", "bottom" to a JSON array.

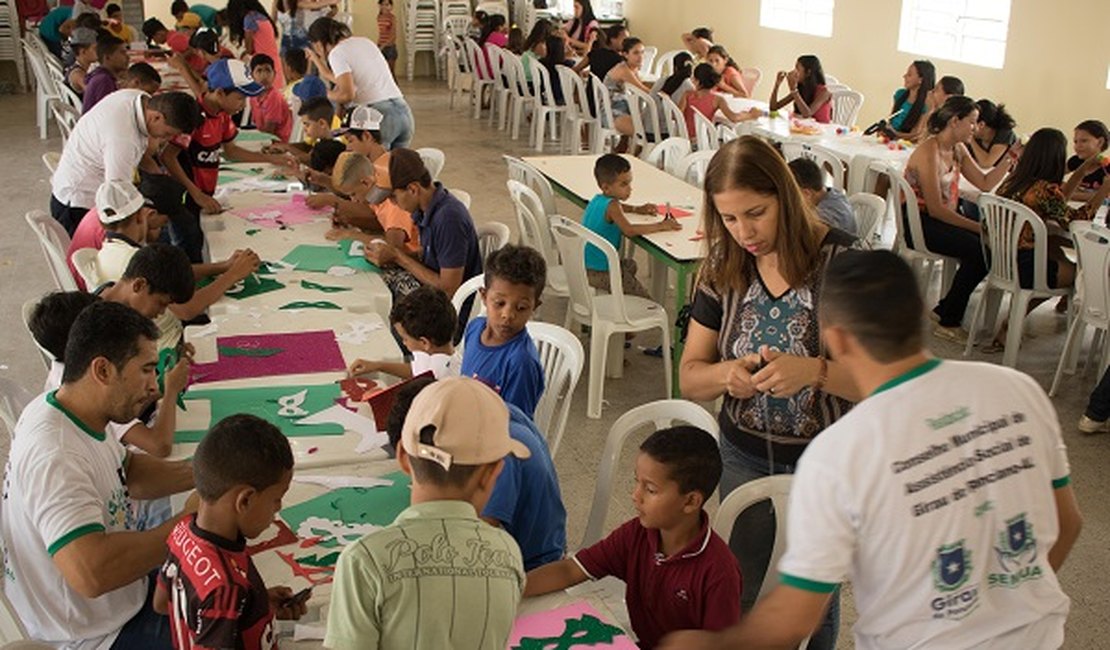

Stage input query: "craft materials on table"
[
  {"left": 507, "top": 601, "right": 636, "bottom": 649},
  {"left": 175, "top": 383, "right": 347, "bottom": 443},
  {"left": 279, "top": 300, "right": 343, "bottom": 311},
  {"left": 655, "top": 204, "right": 694, "bottom": 218},
  {"left": 228, "top": 194, "right": 331, "bottom": 229},
  {"left": 198, "top": 273, "right": 286, "bottom": 300},
  {"left": 190, "top": 330, "right": 346, "bottom": 384},
  {"left": 281, "top": 240, "right": 380, "bottom": 274}
]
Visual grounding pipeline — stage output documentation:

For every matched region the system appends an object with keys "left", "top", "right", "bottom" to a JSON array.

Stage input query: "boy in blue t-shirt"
[
  {"left": 583, "top": 153, "right": 681, "bottom": 298},
  {"left": 460, "top": 244, "right": 546, "bottom": 418},
  {"left": 385, "top": 376, "right": 567, "bottom": 570}
]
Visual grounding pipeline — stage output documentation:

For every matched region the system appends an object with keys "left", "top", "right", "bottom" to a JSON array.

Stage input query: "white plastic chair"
[
  {"left": 69, "top": 247, "right": 102, "bottom": 290},
  {"left": 830, "top": 88, "right": 864, "bottom": 128},
  {"left": 443, "top": 14, "right": 471, "bottom": 39},
  {"left": 239, "top": 100, "right": 252, "bottom": 128},
  {"left": 504, "top": 155, "right": 558, "bottom": 217},
  {"left": 625, "top": 85, "right": 662, "bottom": 157},
  {"left": 557, "top": 66, "right": 596, "bottom": 155},
  {"left": 21, "top": 299, "right": 52, "bottom": 370},
  {"left": 780, "top": 142, "right": 845, "bottom": 190},
  {"left": 442, "top": 35, "right": 473, "bottom": 109},
  {"left": 659, "top": 93, "right": 688, "bottom": 141},
  {"left": 25, "top": 210, "right": 77, "bottom": 291},
  {"left": 463, "top": 38, "right": 495, "bottom": 119},
  {"left": 588, "top": 73, "right": 621, "bottom": 154},
  {"left": 580, "top": 399, "right": 718, "bottom": 547},
  {"left": 651, "top": 49, "right": 688, "bottom": 79},
  {"left": 477, "top": 222, "right": 512, "bottom": 262},
  {"left": 640, "top": 46, "right": 658, "bottom": 76},
  {"left": 0, "top": 377, "right": 35, "bottom": 442},
  {"left": 505, "top": 54, "right": 537, "bottom": 141},
  {"left": 50, "top": 102, "right": 79, "bottom": 146},
  {"left": 717, "top": 123, "right": 739, "bottom": 145},
  {"left": 531, "top": 63, "right": 566, "bottom": 152},
  {"left": 714, "top": 475, "right": 794, "bottom": 602},
  {"left": 416, "top": 147, "right": 445, "bottom": 180},
  {"left": 693, "top": 110, "right": 717, "bottom": 152},
  {"left": 507, "top": 180, "right": 568, "bottom": 302},
  {"left": 847, "top": 192, "right": 886, "bottom": 248},
  {"left": 41, "top": 152, "right": 60, "bottom": 176},
  {"left": 22, "top": 38, "right": 61, "bottom": 139},
  {"left": 549, "top": 216, "right": 673, "bottom": 419},
  {"left": 452, "top": 273, "right": 487, "bottom": 337},
  {"left": 1050, "top": 222, "right": 1110, "bottom": 396},
  {"left": 287, "top": 95, "right": 303, "bottom": 142},
  {"left": 741, "top": 67, "right": 762, "bottom": 94},
  {"left": 964, "top": 195, "right": 1070, "bottom": 367},
  {"left": 644, "top": 136, "right": 691, "bottom": 176},
  {"left": 824, "top": 74, "right": 840, "bottom": 85},
  {"left": 674, "top": 150, "right": 717, "bottom": 188},
  {"left": 486, "top": 44, "right": 511, "bottom": 128},
  {"left": 526, "top": 321, "right": 583, "bottom": 458}
]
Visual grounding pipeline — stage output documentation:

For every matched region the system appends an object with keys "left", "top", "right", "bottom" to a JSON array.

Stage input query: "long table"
[{"left": 524, "top": 154, "right": 702, "bottom": 395}]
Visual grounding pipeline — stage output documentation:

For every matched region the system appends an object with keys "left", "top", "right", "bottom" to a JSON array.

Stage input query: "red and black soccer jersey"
[
  {"left": 173, "top": 100, "right": 238, "bottom": 196},
  {"left": 159, "top": 516, "right": 277, "bottom": 650}
]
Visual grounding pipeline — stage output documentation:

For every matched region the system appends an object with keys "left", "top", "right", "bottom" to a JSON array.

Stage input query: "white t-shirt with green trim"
[
  {"left": 1, "top": 391, "right": 145, "bottom": 649},
  {"left": 779, "top": 359, "right": 1071, "bottom": 649}
]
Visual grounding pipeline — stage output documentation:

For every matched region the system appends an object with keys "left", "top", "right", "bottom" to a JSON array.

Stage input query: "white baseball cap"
[
  {"left": 336, "top": 105, "right": 384, "bottom": 134},
  {"left": 95, "top": 180, "right": 148, "bottom": 224}
]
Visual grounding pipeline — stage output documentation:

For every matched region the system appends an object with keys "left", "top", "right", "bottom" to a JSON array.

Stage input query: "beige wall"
[{"left": 625, "top": 0, "right": 1110, "bottom": 136}]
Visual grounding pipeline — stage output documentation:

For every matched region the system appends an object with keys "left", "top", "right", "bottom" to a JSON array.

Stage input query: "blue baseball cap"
[{"left": 205, "top": 59, "right": 263, "bottom": 96}]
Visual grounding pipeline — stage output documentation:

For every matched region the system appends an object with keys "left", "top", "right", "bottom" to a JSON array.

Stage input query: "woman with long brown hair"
[{"left": 679, "top": 136, "right": 861, "bottom": 650}]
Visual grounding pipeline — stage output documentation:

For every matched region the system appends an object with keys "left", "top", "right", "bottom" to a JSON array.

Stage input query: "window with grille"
[
  {"left": 898, "top": 0, "right": 1012, "bottom": 69},
  {"left": 759, "top": 0, "right": 835, "bottom": 38}
]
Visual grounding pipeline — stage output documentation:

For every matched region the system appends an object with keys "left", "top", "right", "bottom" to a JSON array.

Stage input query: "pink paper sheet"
[
  {"left": 506, "top": 601, "right": 636, "bottom": 649},
  {"left": 655, "top": 204, "right": 694, "bottom": 218},
  {"left": 192, "top": 330, "right": 346, "bottom": 383},
  {"left": 230, "top": 194, "right": 331, "bottom": 229}
]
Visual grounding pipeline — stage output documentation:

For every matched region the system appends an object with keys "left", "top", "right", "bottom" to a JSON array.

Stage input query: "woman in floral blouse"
[
  {"left": 986, "top": 127, "right": 1110, "bottom": 352},
  {"left": 678, "top": 136, "right": 861, "bottom": 650}
]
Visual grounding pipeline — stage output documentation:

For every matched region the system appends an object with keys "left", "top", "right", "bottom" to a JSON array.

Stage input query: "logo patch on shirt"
[
  {"left": 988, "top": 512, "right": 1043, "bottom": 589},
  {"left": 930, "top": 540, "right": 979, "bottom": 619}
]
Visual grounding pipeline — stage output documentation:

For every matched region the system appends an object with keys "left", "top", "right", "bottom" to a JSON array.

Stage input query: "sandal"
[{"left": 980, "top": 339, "right": 1005, "bottom": 354}]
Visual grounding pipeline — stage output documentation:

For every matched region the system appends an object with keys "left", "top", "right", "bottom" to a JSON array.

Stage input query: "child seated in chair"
[
  {"left": 583, "top": 154, "right": 682, "bottom": 299},
  {"left": 460, "top": 244, "right": 547, "bottom": 418},
  {"left": 788, "top": 157, "right": 857, "bottom": 236},
  {"left": 525, "top": 426, "right": 741, "bottom": 649},
  {"left": 348, "top": 286, "right": 460, "bottom": 380}
]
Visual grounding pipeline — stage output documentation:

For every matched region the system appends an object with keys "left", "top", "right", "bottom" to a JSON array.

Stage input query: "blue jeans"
[
  {"left": 720, "top": 436, "right": 840, "bottom": 650},
  {"left": 110, "top": 574, "right": 171, "bottom": 649},
  {"left": 371, "top": 97, "right": 415, "bottom": 150}
]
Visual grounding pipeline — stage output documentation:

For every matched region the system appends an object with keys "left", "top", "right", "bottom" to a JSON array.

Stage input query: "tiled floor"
[{"left": 1, "top": 80, "right": 1108, "bottom": 647}]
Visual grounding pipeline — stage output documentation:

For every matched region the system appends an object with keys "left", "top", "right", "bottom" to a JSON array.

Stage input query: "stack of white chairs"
[
  {"left": 0, "top": 0, "right": 25, "bottom": 91},
  {"left": 405, "top": 0, "right": 439, "bottom": 81}
]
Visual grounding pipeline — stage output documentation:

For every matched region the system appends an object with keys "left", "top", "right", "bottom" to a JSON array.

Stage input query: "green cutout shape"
[
  {"left": 300, "top": 280, "right": 353, "bottom": 294},
  {"left": 280, "top": 241, "right": 380, "bottom": 274},
  {"left": 279, "top": 472, "right": 412, "bottom": 548},
  {"left": 198, "top": 274, "right": 286, "bottom": 300},
  {"left": 175, "top": 383, "right": 345, "bottom": 443},
  {"left": 217, "top": 345, "right": 284, "bottom": 357},
  {"left": 279, "top": 301, "right": 342, "bottom": 311},
  {"left": 512, "top": 615, "right": 626, "bottom": 650}
]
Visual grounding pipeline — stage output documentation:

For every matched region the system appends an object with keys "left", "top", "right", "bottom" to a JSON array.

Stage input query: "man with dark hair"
[
  {"left": 2, "top": 301, "right": 195, "bottom": 648},
  {"left": 81, "top": 34, "right": 130, "bottom": 113},
  {"left": 662, "top": 250, "right": 1083, "bottom": 650},
  {"left": 50, "top": 89, "right": 202, "bottom": 235},
  {"left": 121, "top": 62, "right": 163, "bottom": 95}
]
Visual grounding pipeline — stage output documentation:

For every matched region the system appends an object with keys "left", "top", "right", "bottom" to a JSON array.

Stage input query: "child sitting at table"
[
  {"left": 385, "top": 376, "right": 567, "bottom": 571},
  {"left": 460, "top": 244, "right": 546, "bottom": 418},
  {"left": 327, "top": 150, "right": 421, "bottom": 254},
  {"left": 267, "top": 96, "right": 337, "bottom": 163},
  {"left": 525, "top": 426, "right": 741, "bottom": 649},
  {"left": 304, "top": 138, "right": 345, "bottom": 190},
  {"left": 681, "top": 63, "right": 761, "bottom": 140},
  {"left": 81, "top": 34, "right": 129, "bottom": 113},
  {"left": 706, "top": 44, "right": 749, "bottom": 98},
  {"left": 248, "top": 53, "right": 292, "bottom": 141},
  {"left": 583, "top": 153, "right": 682, "bottom": 299},
  {"left": 142, "top": 17, "right": 170, "bottom": 46},
  {"left": 283, "top": 48, "right": 328, "bottom": 103},
  {"left": 154, "top": 414, "right": 307, "bottom": 647},
  {"left": 788, "top": 157, "right": 857, "bottom": 236},
  {"left": 120, "top": 62, "right": 163, "bottom": 95},
  {"left": 160, "top": 59, "right": 292, "bottom": 220},
  {"left": 326, "top": 377, "right": 527, "bottom": 649},
  {"left": 64, "top": 36, "right": 97, "bottom": 95},
  {"left": 104, "top": 3, "right": 136, "bottom": 42},
  {"left": 348, "top": 285, "right": 459, "bottom": 381}
]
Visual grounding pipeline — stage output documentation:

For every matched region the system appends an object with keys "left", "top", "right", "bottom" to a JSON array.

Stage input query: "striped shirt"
[{"left": 377, "top": 11, "right": 396, "bottom": 47}]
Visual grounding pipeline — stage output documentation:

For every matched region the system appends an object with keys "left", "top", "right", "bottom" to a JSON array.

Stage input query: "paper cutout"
[
  {"left": 364, "top": 371, "right": 435, "bottom": 431},
  {"left": 257, "top": 260, "right": 298, "bottom": 276},
  {"left": 656, "top": 204, "right": 695, "bottom": 218},
  {"left": 354, "top": 429, "right": 391, "bottom": 454},
  {"left": 191, "top": 331, "right": 346, "bottom": 384},
  {"left": 347, "top": 240, "right": 365, "bottom": 257},
  {"left": 327, "top": 266, "right": 357, "bottom": 277},
  {"left": 217, "top": 345, "right": 283, "bottom": 357},
  {"left": 188, "top": 322, "right": 219, "bottom": 338},
  {"left": 279, "top": 300, "right": 343, "bottom": 310},
  {"left": 247, "top": 520, "right": 298, "bottom": 556},
  {"left": 281, "top": 242, "right": 379, "bottom": 274},
  {"left": 279, "top": 473, "right": 412, "bottom": 550},
  {"left": 301, "top": 279, "right": 353, "bottom": 293},
  {"left": 338, "top": 377, "right": 379, "bottom": 401},
  {"left": 229, "top": 195, "right": 330, "bottom": 229},
  {"left": 293, "top": 475, "right": 394, "bottom": 490},
  {"left": 507, "top": 602, "right": 636, "bottom": 650},
  {"left": 335, "top": 321, "right": 382, "bottom": 345},
  {"left": 199, "top": 273, "right": 286, "bottom": 300},
  {"left": 277, "top": 389, "right": 310, "bottom": 417},
  {"left": 276, "top": 549, "right": 336, "bottom": 586},
  {"left": 175, "top": 383, "right": 346, "bottom": 443},
  {"left": 295, "top": 404, "right": 378, "bottom": 437},
  {"left": 246, "top": 228, "right": 261, "bottom": 235}
]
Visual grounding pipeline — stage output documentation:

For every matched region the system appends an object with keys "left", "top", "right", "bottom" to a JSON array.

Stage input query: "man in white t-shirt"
[
  {"left": 49, "top": 89, "right": 202, "bottom": 235},
  {"left": 2, "top": 301, "right": 196, "bottom": 649},
  {"left": 662, "top": 250, "right": 1083, "bottom": 650}
]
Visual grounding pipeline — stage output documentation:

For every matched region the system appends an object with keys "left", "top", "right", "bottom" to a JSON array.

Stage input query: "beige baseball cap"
[{"left": 401, "top": 377, "right": 530, "bottom": 471}]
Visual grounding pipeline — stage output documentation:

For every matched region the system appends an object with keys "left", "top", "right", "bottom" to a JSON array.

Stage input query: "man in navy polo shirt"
[{"left": 364, "top": 148, "right": 482, "bottom": 325}]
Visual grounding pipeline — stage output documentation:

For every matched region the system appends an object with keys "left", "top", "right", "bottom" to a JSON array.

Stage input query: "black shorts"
[{"left": 381, "top": 44, "right": 398, "bottom": 61}]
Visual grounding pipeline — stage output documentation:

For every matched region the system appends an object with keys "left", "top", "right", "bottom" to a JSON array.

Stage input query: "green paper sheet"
[
  {"left": 279, "top": 301, "right": 342, "bottom": 310},
  {"left": 279, "top": 472, "right": 412, "bottom": 548},
  {"left": 300, "top": 280, "right": 353, "bottom": 293},
  {"left": 235, "top": 129, "right": 274, "bottom": 143},
  {"left": 217, "top": 345, "right": 283, "bottom": 357},
  {"left": 280, "top": 242, "right": 379, "bottom": 274},
  {"left": 175, "top": 383, "right": 346, "bottom": 443},
  {"left": 197, "top": 274, "right": 286, "bottom": 300}
]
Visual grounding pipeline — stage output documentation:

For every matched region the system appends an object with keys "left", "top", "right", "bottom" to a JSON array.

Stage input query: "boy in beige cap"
[{"left": 325, "top": 377, "right": 529, "bottom": 650}]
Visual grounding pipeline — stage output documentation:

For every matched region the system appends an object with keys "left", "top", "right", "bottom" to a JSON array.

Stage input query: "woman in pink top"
[
  {"left": 478, "top": 13, "right": 509, "bottom": 80},
  {"left": 706, "top": 45, "right": 749, "bottom": 98},
  {"left": 770, "top": 55, "right": 832, "bottom": 123},
  {"left": 680, "top": 64, "right": 761, "bottom": 140},
  {"left": 228, "top": 0, "right": 285, "bottom": 88}
]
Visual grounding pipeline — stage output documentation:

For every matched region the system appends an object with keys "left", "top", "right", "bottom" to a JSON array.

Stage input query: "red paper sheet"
[{"left": 655, "top": 204, "right": 694, "bottom": 218}]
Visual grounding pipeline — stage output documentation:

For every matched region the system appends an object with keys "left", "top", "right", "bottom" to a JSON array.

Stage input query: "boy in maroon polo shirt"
[
  {"left": 525, "top": 426, "right": 741, "bottom": 649},
  {"left": 153, "top": 414, "right": 307, "bottom": 648}
]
